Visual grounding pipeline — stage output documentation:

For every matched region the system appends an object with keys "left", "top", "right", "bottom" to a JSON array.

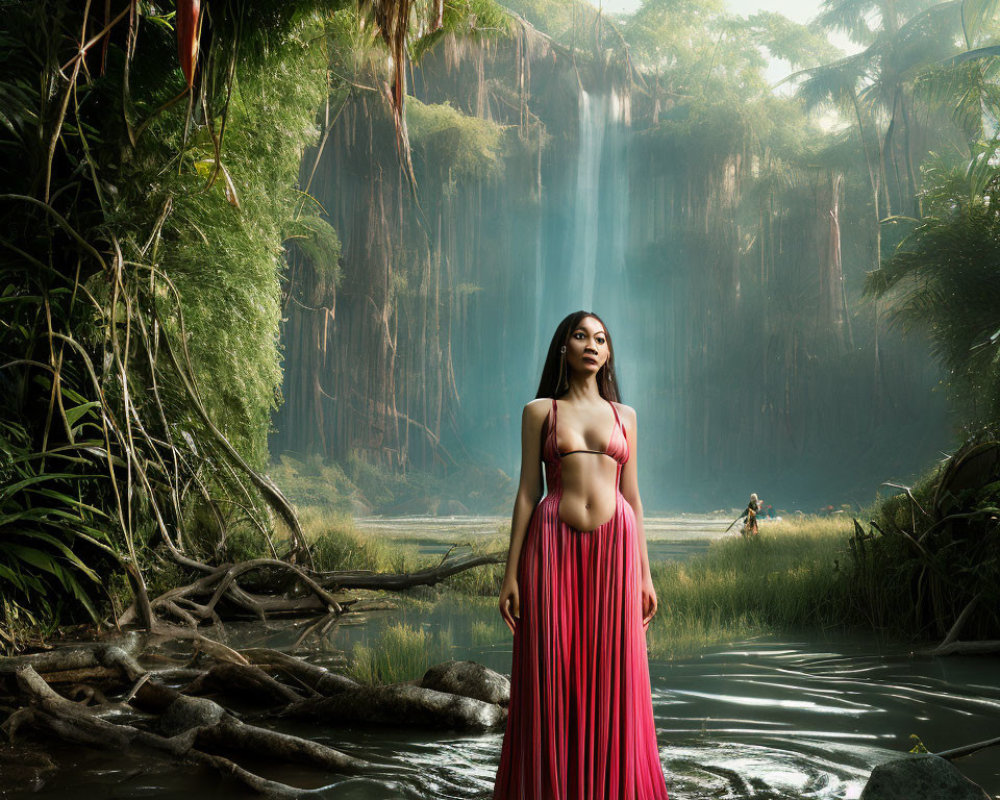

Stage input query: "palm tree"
[{"left": 865, "top": 146, "right": 1000, "bottom": 427}]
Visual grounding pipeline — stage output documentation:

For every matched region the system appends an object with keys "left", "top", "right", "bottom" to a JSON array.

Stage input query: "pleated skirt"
[{"left": 492, "top": 491, "right": 670, "bottom": 799}]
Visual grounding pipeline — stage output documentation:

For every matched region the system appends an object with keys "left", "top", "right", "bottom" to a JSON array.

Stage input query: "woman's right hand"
[{"left": 499, "top": 575, "right": 520, "bottom": 635}]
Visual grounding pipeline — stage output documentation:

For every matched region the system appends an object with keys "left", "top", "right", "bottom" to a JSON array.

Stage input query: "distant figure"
[
  {"left": 742, "top": 493, "right": 760, "bottom": 538},
  {"left": 764, "top": 503, "right": 774, "bottom": 519}
]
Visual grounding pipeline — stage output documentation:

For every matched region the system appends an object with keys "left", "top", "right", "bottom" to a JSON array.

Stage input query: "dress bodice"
[{"left": 542, "top": 397, "right": 629, "bottom": 492}]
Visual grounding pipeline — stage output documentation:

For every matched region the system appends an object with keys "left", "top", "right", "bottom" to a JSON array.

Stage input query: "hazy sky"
[{"left": 599, "top": 0, "right": 822, "bottom": 22}]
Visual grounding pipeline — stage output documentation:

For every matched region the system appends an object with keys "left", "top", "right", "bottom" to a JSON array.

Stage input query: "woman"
[{"left": 493, "top": 311, "right": 670, "bottom": 799}]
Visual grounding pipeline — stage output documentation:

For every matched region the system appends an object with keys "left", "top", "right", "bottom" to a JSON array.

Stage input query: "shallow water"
[
  {"left": 10, "top": 606, "right": 999, "bottom": 799},
  {"left": 5, "top": 515, "right": 998, "bottom": 799}
]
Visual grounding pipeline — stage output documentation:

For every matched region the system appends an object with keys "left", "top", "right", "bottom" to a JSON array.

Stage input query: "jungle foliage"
[
  {"left": 5, "top": 0, "right": 1000, "bottom": 651},
  {"left": 0, "top": 1, "right": 338, "bottom": 647}
]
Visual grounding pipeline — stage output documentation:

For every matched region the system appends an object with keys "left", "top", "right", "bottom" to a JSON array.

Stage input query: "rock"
[
  {"left": 420, "top": 659, "right": 510, "bottom": 706},
  {"left": 860, "top": 754, "right": 990, "bottom": 800},
  {"left": 442, "top": 499, "right": 469, "bottom": 515}
]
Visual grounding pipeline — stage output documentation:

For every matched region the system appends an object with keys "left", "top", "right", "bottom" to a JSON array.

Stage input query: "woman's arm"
[
  {"left": 617, "top": 404, "right": 658, "bottom": 628},
  {"left": 618, "top": 404, "right": 651, "bottom": 581},
  {"left": 498, "top": 400, "right": 546, "bottom": 631}
]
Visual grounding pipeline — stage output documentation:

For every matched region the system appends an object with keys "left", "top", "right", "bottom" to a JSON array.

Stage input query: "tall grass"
[
  {"left": 646, "top": 516, "right": 854, "bottom": 658},
  {"left": 348, "top": 621, "right": 455, "bottom": 684}
]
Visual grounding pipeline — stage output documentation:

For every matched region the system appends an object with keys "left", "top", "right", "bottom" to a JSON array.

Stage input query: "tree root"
[
  {"left": 0, "top": 633, "right": 511, "bottom": 796},
  {"left": 282, "top": 681, "right": 505, "bottom": 731},
  {"left": 3, "top": 660, "right": 370, "bottom": 797},
  {"left": 121, "top": 547, "right": 503, "bottom": 631},
  {"left": 920, "top": 640, "right": 1000, "bottom": 656}
]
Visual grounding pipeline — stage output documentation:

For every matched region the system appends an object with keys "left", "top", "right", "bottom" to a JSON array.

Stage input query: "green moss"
[{"left": 406, "top": 98, "right": 504, "bottom": 180}]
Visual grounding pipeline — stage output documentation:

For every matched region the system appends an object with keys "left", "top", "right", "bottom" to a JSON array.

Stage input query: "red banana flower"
[{"left": 176, "top": 0, "right": 200, "bottom": 89}]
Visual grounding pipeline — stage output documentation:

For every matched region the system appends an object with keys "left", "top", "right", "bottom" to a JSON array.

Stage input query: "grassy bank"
[
  {"left": 646, "top": 516, "right": 854, "bottom": 659},
  {"left": 291, "top": 507, "right": 860, "bottom": 672}
]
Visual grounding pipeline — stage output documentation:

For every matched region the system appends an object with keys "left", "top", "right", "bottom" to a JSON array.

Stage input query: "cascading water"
[
  {"left": 569, "top": 89, "right": 630, "bottom": 311},
  {"left": 534, "top": 88, "right": 632, "bottom": 372},
  {"left": 570, "top": 90, "right": 607, "bottom": 312}
]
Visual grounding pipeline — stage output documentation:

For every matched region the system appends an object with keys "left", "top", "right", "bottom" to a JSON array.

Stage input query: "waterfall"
[
  {"left": 563, "top": 89, "right": 633, "bottom": 392},
  {"left": 571, "top": 90, "right": 606, "bottom": 312},
  {"left": 531, "top": 88, "right": 631, "bottom": 383},
  {"left": 568, "top": 89, "right": 630, "bottom": 313}
]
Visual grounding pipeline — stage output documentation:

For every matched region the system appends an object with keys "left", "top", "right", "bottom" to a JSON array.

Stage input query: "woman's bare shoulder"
[
  {"left": 612, "top": 400, "right": 636, "bottom": 421},
  {"left": 523, "top": 397, "right": 551, "bottom": 420}
]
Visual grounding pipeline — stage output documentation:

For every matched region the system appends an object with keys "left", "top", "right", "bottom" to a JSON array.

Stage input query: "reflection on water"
[
  {"left": 8, "top": 515, "right": 1000, "bottom": 799},
  {"left": 16, "top": 610, "right": 1000, "bottom": 799}
]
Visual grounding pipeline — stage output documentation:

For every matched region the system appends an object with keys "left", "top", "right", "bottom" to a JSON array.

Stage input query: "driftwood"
[
  {"left": 282, "top": 681, "right": 505, "bottom": 730},
  {"left": 919, "top": 595, "right": 1000, "bottom": 656},
  {"left": 0, "top": 632, "right": 510, "bottom": 796},
  {"left": 936, "top": 735, "right": 1000, "bottom": 761},
  {"left": 122, "top": 547, "right": 503, "bottom": 631},
  {"left": 921, "top": 640, "right": 1000, "bottom": 656},
  {"left": 242, "top": 647, "right": 358, "bottom": 695},
  {"left": 1, "top": 643, "right": 372, "bottom": 797},
  {"left": 0, "top": 537, "right": 508, "bottom": 795},
  {"left": 321, "top": 550, "right": 506, "bottom": 590},
  {"left": 4, "top": 665, "right": 367, "bottom": 797},
  {"left": 119, "top": 558, "right": 351, "bottom": 629},
  {"left": 181, "top": 662, "right": 306, "bottom": 705},
  {"left": 241, "top": 647, "right": 508, "bottom": 731}
]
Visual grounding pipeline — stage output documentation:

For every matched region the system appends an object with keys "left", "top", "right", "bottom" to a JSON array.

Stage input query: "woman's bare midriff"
[{"left": 557, "top": 456, "right": 619, "bottom": 532}]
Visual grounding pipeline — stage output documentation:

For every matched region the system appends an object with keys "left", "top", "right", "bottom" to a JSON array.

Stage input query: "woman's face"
[{"left": 566, "top": 316, "right": 609, "bottom": 376}]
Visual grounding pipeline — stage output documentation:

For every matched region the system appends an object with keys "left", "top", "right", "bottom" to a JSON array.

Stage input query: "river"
[{"left": 6, "top": 515, "right": 999, "bottom": 799}]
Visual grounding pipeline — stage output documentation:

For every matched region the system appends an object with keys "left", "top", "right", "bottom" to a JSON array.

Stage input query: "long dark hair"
[{"left": 534, "top": 311, "right": 623, "bottom": 401}]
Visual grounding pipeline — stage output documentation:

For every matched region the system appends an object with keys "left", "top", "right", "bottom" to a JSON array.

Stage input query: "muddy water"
[{"left": 6, "top": 515, "right": 1000, "bottom": 799}]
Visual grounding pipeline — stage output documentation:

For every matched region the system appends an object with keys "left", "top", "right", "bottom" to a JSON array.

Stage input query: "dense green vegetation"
[
  {"left": 0, "top": 1, "right": 336, "bottom": 647},
  {"left": 3, "top": 0, "right": 1000, "bottom": 654}
]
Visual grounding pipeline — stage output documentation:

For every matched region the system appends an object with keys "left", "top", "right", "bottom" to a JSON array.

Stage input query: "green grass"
[
  {"left": 347, "top": 621, "right": 455, "bottom": 685},
  {"left": 295, "top": 506, "right": 859, "bottom": 662},
  {"left": 645, "top": 516, "right": 855, "bottom": 658}
]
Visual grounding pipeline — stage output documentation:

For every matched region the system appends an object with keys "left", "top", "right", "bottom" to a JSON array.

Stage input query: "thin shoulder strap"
[{"left": 607, "top": 398, "right": 623, "bottom": 432}]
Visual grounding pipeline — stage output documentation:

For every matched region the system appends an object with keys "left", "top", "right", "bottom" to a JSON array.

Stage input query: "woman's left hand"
[{"left": 640, "top": 574, "right": 657, "bottom": 630}]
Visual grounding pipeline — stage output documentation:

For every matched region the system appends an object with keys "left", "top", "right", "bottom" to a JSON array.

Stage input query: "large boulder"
[
  {"left": 861, "top": 754, "right": 990, "bottom": 800},
  {"left": 421, "top": 659, "right": 510, "bottom": 706}
]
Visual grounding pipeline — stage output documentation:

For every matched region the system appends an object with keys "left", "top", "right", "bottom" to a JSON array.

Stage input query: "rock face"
[
  {"left": 421, "top": 659, "right": 510, "bottom": 707},
  {"left": 861, "top": 755, "right": 990, "bottom": 800}
]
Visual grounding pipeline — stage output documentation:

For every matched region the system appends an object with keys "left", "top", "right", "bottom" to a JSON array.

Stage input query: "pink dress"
[{"left": 493, "top": 397, "right": 670, "bottom": 799}]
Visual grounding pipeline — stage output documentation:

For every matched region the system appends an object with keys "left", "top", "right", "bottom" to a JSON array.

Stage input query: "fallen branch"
[
  {"left": 317, "top": 549, "right": 506, "bottom": 591},
  {"left": 5, "top": 662, "right": 371, "bottom": 797},
  {"left": 121, "top": 558, "right": 351, "bottom": 628},
  {"left": 936, "top": 735, "right": 1000, "bottom": 761},
  {"left": 920, "top": 640, "right": 1000, "bottom": 656},
  {"left": 282, "top": 681, "right": 505, "bottom": 731}
]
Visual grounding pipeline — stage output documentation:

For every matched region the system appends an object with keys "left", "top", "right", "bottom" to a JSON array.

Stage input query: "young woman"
[{"left": 493, "top": 310, "right": 670, "bottom": 799}]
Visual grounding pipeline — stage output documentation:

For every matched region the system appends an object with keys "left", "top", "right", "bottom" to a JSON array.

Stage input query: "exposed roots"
[{"left": 0, "top": 636, "right": 510, "bottom": 796}]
